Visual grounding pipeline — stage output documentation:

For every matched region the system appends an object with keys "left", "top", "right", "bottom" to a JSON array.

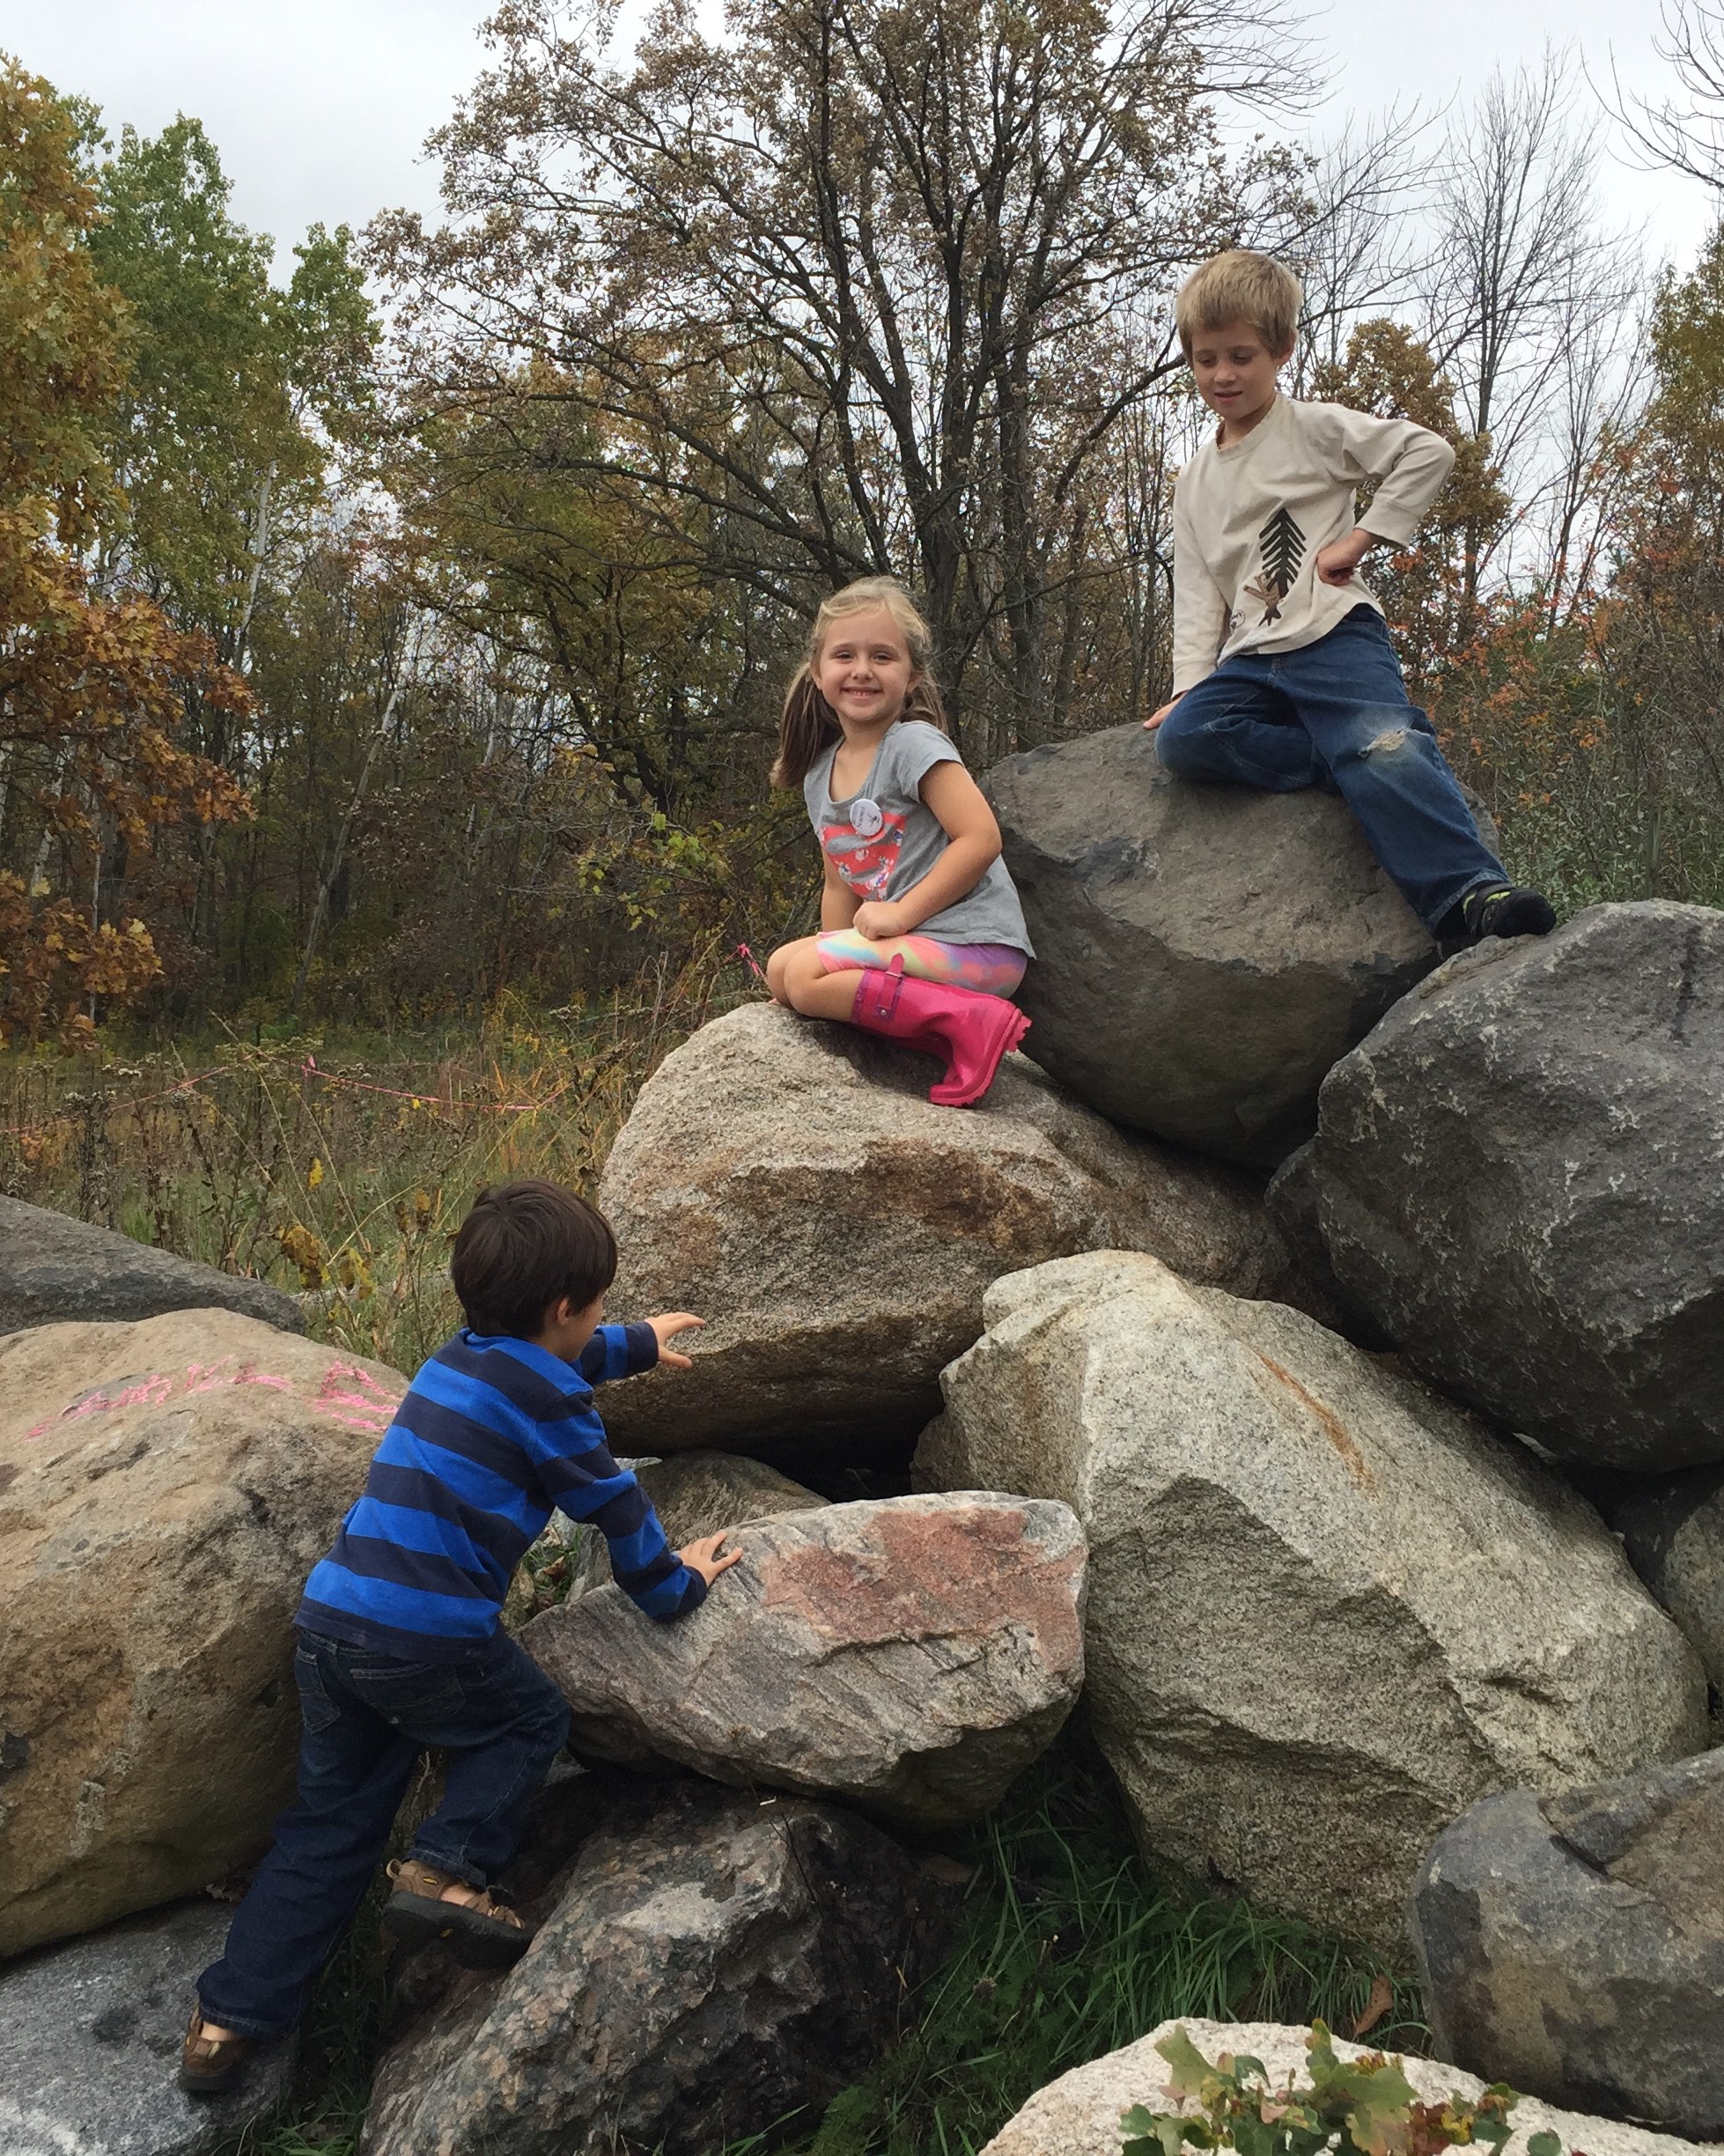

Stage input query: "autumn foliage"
[{"left": 0, "top": 62, "right": 248, "bottom": 1047}]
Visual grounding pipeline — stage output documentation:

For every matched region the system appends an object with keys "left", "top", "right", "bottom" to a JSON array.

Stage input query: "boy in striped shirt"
[{"left": 182, "top": 1179, "right": 739, "bottom": 2095}]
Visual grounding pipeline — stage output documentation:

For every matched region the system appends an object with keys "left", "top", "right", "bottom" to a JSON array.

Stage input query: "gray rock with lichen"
[
  {"left": 983, "top": 723, "right": 1452, "bottom": 1168},
  {"left": 363, "top": 1776, "right": 960, "bottom": 2156},
  {"left": 526, "top": 1491, "right": 1086, "bottom": 1827},
  {"left": 0, "top": 1899, "right": 297, "bottom": 2156},
  {"left": 1409, "top": 1749, "right": 1724, "bottom": 2140},
  {"left": 916, "top": 1249, "right": 1706, "bottom": 1945},
  {"left": 0, "top": 1192, "right": 301, "bottom": 1339},
  {"left": 1300, "top": 901, "right": 1724, "bottom": 1471}
]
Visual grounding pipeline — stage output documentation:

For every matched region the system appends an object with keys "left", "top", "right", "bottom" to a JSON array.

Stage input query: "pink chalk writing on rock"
[{"left": 22, "top": 1356, "right": 402, "bottom": 1442}]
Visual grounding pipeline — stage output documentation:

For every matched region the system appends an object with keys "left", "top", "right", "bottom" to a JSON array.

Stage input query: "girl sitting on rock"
[{"left": 765, "top": 578, "right": 1035, "bottom": 1107}]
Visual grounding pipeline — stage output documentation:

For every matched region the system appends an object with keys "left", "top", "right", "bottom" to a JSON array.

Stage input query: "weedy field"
[{"left": 0, "top": 950, "right": 748, "bottom": 1377}]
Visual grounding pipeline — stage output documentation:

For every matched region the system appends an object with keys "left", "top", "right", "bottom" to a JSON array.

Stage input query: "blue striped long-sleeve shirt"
[{"left": 297, "top": 1322, "right": 704, "bottom": 1658}]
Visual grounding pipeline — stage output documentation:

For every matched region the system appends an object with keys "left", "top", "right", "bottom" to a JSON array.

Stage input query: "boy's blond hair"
[{"left": 1175, "top": 250, "right": 1301, "bottom": 358}]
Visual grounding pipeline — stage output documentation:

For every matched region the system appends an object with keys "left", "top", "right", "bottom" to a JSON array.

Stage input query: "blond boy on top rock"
[{"left": 1146, "top": 248, "right": 1555, "bottom": 947}]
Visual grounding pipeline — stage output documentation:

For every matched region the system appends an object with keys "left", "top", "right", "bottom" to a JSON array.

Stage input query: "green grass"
[{"left": 230, "top": 1741, "right": 1423, "bottom": 2156}]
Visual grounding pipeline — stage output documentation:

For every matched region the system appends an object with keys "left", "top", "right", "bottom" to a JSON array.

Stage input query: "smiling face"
[
  {"left": 1188, "top": 316, "right": 1292, "bottom": 442},
  {"left": 815, "top": 606, "right": 918, "bottom": 734}
]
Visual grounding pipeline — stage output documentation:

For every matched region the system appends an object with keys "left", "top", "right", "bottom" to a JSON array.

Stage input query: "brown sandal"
[
  {"left": 179, "top": 2008, "right": 252, "bottom": 2095},
  {"left": 384, "top": 1857, "right": 534, "bottom": 1968}
]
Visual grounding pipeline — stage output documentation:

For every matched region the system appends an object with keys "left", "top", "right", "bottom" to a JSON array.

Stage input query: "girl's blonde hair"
[
  {"left": 1175, "top": 249, "right": 1302, "bottom": 358},
  {"left": 770, "top": 577, "right": 950, "bottom": 788}
]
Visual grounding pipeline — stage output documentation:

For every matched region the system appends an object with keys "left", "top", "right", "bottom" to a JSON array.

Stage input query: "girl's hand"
[
  {"left": 853, "top": 899, "right": 909, "bottom": 940},
  {"left": 678, "top": 1531, "right": 742, "bottom": 1586},
  {"left": 645, "top": 1312, "right": 704, "bottom": 1369}
]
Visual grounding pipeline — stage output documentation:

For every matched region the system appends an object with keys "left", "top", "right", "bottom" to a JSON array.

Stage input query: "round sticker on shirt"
[{"left": 850, "top": 797, "right": 884, "bottom": 838}]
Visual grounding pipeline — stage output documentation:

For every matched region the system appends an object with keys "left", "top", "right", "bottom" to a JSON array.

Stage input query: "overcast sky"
[{"left": 7, "top": 0, "right": 1713, "bottom": 278}]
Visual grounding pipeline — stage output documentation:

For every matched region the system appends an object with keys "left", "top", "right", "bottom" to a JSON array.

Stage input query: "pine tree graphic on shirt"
[{"left": 1248, "top": 506, "right": 1307, "bottom": 624}]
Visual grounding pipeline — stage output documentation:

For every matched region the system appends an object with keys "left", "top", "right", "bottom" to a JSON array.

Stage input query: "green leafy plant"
[{"left": 1122, "top": 2023, "right": 1566, "bottom": 2156}]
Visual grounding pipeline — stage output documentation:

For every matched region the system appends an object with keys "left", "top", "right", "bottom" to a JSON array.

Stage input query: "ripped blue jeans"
[{"left": 1154, "top": 606, "right": 1506, "bottom": 930}]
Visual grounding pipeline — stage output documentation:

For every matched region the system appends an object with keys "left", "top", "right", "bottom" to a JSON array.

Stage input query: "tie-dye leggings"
[{"left": 814, "top": 930, "right": 1028, "bottom": 999}]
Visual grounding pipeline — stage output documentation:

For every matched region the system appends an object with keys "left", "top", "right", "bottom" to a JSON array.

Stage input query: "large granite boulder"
[
  {"left": 0, "top": 1192, "right": 301, "bottom": 1337},
  {"left": 561, "top": 1450, "right": 827, "bottom": 1599},
  {"left": 526, "top": 1492, "right": 1086, "bottom": 1827},
  {"left": 596, "top": 1000, "right": 1294, "bottom": 1472},
  {"left": 978, "top": 2017, "right": 1720, "bottom": 2156},
  {"left": 916, "top": 1252, "right": 1705, "bottom": 1945},
  {"left": 364, "top": 1774, "right": 961, "bottom": 2156},
  {"left": 1610, "top": 1465, "right": 1724, "bottom": 1691},
  {"left": 1409, "top": 1749, "right": 1724, "bottom": 2140},
  {"left": 0, "top": 1898, "right": 297, "bottom": 2155},
  {"left": 1301, "top": 902, "right": 1724, "bottom": 1471},
  {"left": 0, "top": 1309, "right": 404, "bottom": 1957},
  {"left": 984, "top": 724, "right": 1449, "bottom": 1169}
]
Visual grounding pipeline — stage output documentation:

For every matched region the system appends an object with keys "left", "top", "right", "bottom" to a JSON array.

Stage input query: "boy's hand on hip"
[
  {"left": 852, "top": 899, "right": 908, "bottom": 940},
  {"left": 646, "top": 1312, "right": 704, "bottom": 1369},
  {"left": 1144, "top": 698, "right": 1181, "bottom": 731},
  {"left": 1316, "top": 528, "right": 1373, "bottom": 586},
  {"left": 678, "top": 1531, "right": 741, "bottom": 1586}
]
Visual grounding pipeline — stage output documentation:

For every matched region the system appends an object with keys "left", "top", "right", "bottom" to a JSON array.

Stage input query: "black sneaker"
[{"left": 1444, "top": 884, "right": 1557, "bottom": 945}]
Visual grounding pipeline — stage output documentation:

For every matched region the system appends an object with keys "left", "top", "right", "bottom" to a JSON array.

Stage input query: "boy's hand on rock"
[
  {"left": 646, "top": 1312, "right": 704, "bottom": 1369},
  {"left": 1144, "top": 698, "right": 1181, "bottom": 731},
  {"left": 678, "top": 1531, "right": 741, "bottom": 1586}
]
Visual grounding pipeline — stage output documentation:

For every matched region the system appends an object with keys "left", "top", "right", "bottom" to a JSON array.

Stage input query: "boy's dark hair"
[{"left": 451, "top": 1179, "right": 618, "bottom": 1338}]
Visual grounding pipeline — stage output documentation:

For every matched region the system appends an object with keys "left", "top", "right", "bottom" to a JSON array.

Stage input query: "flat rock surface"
[
  {"left": 596, "top": 1000, "right": 1294, "bottom": 1471},
  {"left": 0, "top": 1310, "right": 403, "bottom": 1956},
  {"left": 525, "top": 1491, "right": 1087, "bottom": 1827},
  {"left": 1410, "top": 1749, "right": 1724, "bottom": 2140},
  {"left": 1303, "top": 901, "right": 1724, "bottom": 1470},
  {"left": 0, "top": 1192, "right": 302, "bottom": 1338},
  {"left": 364, "top": 1776, "right": 961, "bottom": 2156},
  {"left": 917, "top": 1251, "right": 1705, "bottom": 1944},
  {"left": 984, "top": 724, "right": 1448, "bottom": 1168},
  {"left": 561, "top": 1451, "right": 828, "bottom": 1599},
  {"left": 0, "top": 1897, "right": 296, "bottom": 2156},
  {"left": 978, "top": 2018, "right": 1722, "bottom": 2156}
]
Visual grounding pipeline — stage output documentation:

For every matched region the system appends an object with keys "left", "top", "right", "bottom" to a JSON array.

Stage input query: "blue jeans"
[
  {"left": 1154, "top": 607, "right": 1507, "bottom": 929},
  {"left": 196, "top": 1628, "right": 570, "bottom": 2037}
]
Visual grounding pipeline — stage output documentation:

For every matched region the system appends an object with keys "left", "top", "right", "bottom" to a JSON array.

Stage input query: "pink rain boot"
[{"left": 849, "top": 956, "right": 1030, "bottom": 1107}]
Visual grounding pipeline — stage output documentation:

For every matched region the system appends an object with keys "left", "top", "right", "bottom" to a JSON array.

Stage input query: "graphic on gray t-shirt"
[{"left": 802, "top": 719, "right": 1033, "bottom": 954}]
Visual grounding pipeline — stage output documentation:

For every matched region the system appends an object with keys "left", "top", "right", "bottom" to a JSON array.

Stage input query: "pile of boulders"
[{"left": 4, "top": 754, "right": 1723, "bottom": 2153}]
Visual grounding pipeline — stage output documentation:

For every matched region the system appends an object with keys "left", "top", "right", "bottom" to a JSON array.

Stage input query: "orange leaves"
[{"left": 0, "top": 876, "right": 163, "bottom": 1050}]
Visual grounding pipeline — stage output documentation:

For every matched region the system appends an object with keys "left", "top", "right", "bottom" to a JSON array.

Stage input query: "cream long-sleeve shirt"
[{"left": 1170, "top": 394, "right": 1457, "bottom": 693}]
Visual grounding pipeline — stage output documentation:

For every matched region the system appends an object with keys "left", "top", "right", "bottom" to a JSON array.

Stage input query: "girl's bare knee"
[
  {"left": 766, "top": 939, "right": 819, "bottom": 1010},
  {"left": 785, "top": 964, "right": 830, "bottom": 1015}
]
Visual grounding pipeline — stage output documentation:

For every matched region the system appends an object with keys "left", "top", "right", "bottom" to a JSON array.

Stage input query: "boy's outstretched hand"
[
  {"left": 678, "top": 1531, "right": 742, "bottom": 1586},
  {"left": 646, "top": 1312, "right": 704, "bottom": 1369}
]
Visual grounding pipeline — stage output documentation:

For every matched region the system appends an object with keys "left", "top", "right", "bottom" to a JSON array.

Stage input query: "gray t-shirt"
[{"left": 803, "top": 719, "right": 1033, "bottom": 954}]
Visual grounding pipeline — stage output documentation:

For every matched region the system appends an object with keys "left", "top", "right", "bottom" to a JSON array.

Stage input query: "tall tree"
[
  {"left": 372, "top": 0, "right": 1320, "bottom": 762},
  {"left": 81, "top": 116, "right": 377, "bottom": 962},
  {"left": 1423, "top": 51, "right": 1639, "bottom": 614},
  {"left": 88, "top": 120, "right": 375, "bottom": 644},
  {"left": 0, "top": 62, "right": 247, "bottom": 1046}
]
